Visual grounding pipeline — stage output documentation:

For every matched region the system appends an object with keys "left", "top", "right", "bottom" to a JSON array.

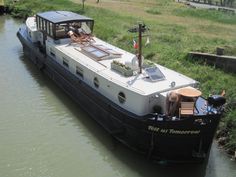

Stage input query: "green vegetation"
[
  {"left": 146, "top": 7, "right": 162, "bottom": 15},
  {"left": 6, "top": 0, "right": 236, "bottom": 155},
  {"left": 173, "top": 8, "right": 236, "bottom": 25}
]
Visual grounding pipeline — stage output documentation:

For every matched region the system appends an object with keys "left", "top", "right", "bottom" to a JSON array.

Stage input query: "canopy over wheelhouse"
[{"left": 36, "top": 11, "right": 94, "bottom": 40}]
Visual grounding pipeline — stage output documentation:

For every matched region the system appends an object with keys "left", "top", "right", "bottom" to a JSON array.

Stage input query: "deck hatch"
[
  {"left": 145, "top": 66, "right": 165, "bottom": 82},
  {"left": 81, "top": 44, "right": 122, "bottom": 61},
  {"left": 91, "top": 50, "right": 108, "bottom": 58},
  {"left": 82, "top": 46, "right": 109, "bottom": 59},
  {"left": 83, "top": 46, "right": 97, "bottom": 52}
]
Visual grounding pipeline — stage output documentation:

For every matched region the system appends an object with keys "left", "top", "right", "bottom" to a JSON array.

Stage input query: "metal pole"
[
  {"left": 82, "top": 0, "right": 85, "bottom": 11},
  {"left": 138, "top": 23, "right": 142, "bottom": 74}
]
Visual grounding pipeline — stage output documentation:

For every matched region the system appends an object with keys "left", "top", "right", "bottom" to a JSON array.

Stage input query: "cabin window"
[
  {"left": 50, "top": 48, "right": 55, "bottom": 57},
  {"left": 39, "top": 17, "right": 41, "bottom": 30},
  {"left": 46, "top": 21, "right": 50, "bottom": 35},
  {"left": 43, "top": 20, "right": 46, "bottom": 31},
  {"left": 38, "top": 18, "right": 41, "bottom": 30},
  {"left": 36, "top": 16, "right": 39, "bottom": 29},
  {"left": 63, "top": 57, "right": 69, "bottom": 68},
  {"left": 94, "top": 77, "right": 99, "bottom": 88},
  {"left": 49, "top": 22, "right": 53, "bottom": 37},
  {"left": 76, "top": 66, "right": 84, "bottom": 78},
  {"left": 118, "top": 92, "right": 126, "bottom": 104},
  {"left": 55, "top": 24, "right": 67, "bottom": 39},
  {"left": 85, "top": 21, "right": 94, "bottom": 32}
]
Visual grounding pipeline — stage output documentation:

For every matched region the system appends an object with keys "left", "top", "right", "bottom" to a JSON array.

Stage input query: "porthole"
[
  {"left": 94, "top": 77, "right": 99, "bottom": 88},
  {"left": 118, "top": 92, "right": 126, "bottom": 104}
]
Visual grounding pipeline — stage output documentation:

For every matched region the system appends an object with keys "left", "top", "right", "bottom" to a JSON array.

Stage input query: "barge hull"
[{"left": 17, "top": 27, "right": 221, "bottom": 163}]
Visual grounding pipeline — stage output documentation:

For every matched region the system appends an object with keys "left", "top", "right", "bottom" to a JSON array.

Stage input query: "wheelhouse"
[{"left": 36, "top": 11, "right": 94, "bottom": 40}]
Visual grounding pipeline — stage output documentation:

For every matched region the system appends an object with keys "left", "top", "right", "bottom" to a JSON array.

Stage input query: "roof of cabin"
[
  {"left": 36, "top": 11, "right": 93, "bottom": 24},
  {"left": 47, "top": 37, "right": 197, "bottom": 95}
]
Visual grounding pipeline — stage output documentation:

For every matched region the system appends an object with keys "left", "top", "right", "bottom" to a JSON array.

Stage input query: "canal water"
[{"left": 0, "top": 15, "right": 235, "bottom": 177}]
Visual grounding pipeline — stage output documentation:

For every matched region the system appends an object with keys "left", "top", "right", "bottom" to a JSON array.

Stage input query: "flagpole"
[{"left": 138, "top": 23, "right": 142, "bottom": 74}]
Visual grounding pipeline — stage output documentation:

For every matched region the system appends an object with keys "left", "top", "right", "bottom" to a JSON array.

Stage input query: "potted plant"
[{"left": 111, "top": 60, "right": 133, "bottom": 77}]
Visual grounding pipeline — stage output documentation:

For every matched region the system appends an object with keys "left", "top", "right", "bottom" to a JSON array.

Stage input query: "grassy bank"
[{"left": 7, "top": 0, "right": 236, "bottom": 156}]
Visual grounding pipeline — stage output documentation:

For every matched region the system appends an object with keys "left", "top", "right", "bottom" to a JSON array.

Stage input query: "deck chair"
[
  {"left": 179, "top": 102, "right": 195, "bottom": 118},
  {"left": 68, "top": 31, "right": 91, "bottom": 44}
]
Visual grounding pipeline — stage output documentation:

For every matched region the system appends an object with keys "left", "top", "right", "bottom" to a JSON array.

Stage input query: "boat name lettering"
[{"left": 148, "top": 126, "right": 200, "bottom": 135}]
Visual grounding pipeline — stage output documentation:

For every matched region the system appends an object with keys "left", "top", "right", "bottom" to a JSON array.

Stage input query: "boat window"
[
  {"left": 76, "top": 66, "right": 84, "bottom": 78},
  {"left": 38, "top": 18, "right": 41, "bottom": 30},
  {"left": 29, "top": 31, "right": 32, "bottom": 38},
  {"left": 40, "top": 19, "right": 44, "bottom": 30},
  {"left": 55, "top": 24, "right": 67, "bottom": 38},
  {"left": 81, "top": 22, "right": 90, "bottom": 34},
  {"left": 43, "top": 20, "right": 46, "bottom": 31},
  {"left": 36, "top": 16, "right": 39, "bottom": 29},
  {"left": 46, "top": 21, "right": 50, "bottom": 35},
  {"left": 37, "top": 17, "right": 41, "bottom": 30},
  {"left": 85, "top": 21, "right": 94, "bottom": 33},
  {"left": 118, "top": 92, "right": 126, "bottom": 104},
  {"left": 50, "top": 48, "right": 55, "bottom": 57},
  {"left": 49, "top": 22, "right": 53, "bottom": 37},
  {"left": 94, "top": 77, "right": 99, "bottom": 88},
  {"left": 62, "top": 57, "right": 69, "bottom": 68}
]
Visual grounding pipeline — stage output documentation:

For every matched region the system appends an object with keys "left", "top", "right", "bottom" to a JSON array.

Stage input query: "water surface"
[{"left": 0, "top": 15, "right": 235, "bottom": 177}]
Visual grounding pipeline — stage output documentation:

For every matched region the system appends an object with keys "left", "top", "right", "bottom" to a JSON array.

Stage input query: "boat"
[{"left": 17, "top": 11, "right": 226, "bottom": 163}]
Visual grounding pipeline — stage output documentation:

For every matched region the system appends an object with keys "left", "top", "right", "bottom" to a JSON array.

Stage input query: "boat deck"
[{"left": 52, "top": 37, "right": 197, "bottom": 95}]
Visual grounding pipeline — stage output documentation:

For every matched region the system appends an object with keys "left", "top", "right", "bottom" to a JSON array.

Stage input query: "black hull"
[{"left": 17, "top": 27, "right": 222, "bottom": 163}]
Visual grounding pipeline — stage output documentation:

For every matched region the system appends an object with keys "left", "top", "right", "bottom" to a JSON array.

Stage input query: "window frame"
[
  {"left": 76, "top": 66, "right": 84, "bottom": 78},
  {"left": 62, "top": 57, "right": 69, "bottom": 68},
  {"left": 93, "top": 77, "right": 99, "bottom": 88},
  {"left": 118, "top": 92, "right": 126, "bottom": 104}
]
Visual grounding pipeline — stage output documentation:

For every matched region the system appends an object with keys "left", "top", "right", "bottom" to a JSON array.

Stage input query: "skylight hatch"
[
  {"left": 81, "top": 44, "right": 122, "bottom": 61},
  {"left": 145, "top": 66, "right": 165, "bottom": 82}
]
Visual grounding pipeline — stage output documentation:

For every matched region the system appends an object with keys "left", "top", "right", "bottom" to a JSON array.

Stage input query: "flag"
[
  {"left": 133, "top": 39, "right": 138, "bottom": 49},
  {"left": 145, "top": 36, "right": 150, "bottom": 46}
]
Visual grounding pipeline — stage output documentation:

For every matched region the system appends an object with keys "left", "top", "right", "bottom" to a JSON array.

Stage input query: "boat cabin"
[
  {"left": 24, "top": 11, "right": 202, "bottom": 117},
  {"left": 36, "top": 11, "right": 94, "bottom": 40}
]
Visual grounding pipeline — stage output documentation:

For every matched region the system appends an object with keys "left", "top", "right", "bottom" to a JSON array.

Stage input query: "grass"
[
  {"left": 146, "top": 7, "right": 162, "bottom": 15},
  {"left": 6, "top": 0, "right": 236, "bottom": 155},
  {"left": 173, "top": 7, "right": 236, "bottom": 25}
]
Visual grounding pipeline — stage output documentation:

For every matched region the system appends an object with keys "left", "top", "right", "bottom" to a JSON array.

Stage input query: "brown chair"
[
  {"left": 67, "top": 31, "right": 92, "bottom": 44},
  {"left": 179, "top": 102, "right": 195, "bottom": 118}
]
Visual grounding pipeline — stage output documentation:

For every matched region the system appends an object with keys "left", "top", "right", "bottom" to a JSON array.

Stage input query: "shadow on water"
[{"left": 18, "top": 51, "right": 210, "bottom": 177}]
